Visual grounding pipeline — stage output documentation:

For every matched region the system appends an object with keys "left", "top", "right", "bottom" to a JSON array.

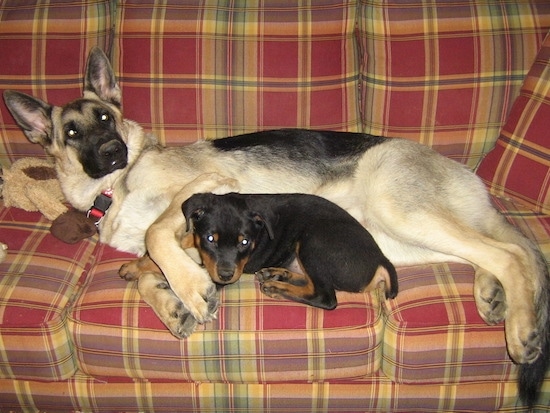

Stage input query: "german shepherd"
[
  {"left": 3, "top": 47, "right": 548, "bottom": 406},
  {"left": 181, "top": 192, "right": 398, "bottom": 309}
]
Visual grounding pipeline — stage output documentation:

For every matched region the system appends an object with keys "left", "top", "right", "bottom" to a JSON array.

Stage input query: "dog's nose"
[
  {"left": 99, "top": 139, "right": 126, "bottom": 164},
  {"left": 218, "top": 272, "right": 234, "bottom": 282},
  {"left": 217, "top": 268, "right": 235, "bottom": 283}
]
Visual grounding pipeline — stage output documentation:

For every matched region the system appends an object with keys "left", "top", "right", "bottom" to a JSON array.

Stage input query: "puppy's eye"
[
  {"left": 206, "top": 235, "right": 215, "bottom": 243},
  {"left": 67, "top": 129, "right": 77, "bottom": 138},
  {"left": 100, "top": 113, "right": 109, "bottom": 121},
  {"left": 241, "top": 239, "right": 249, "bottom": 246}
]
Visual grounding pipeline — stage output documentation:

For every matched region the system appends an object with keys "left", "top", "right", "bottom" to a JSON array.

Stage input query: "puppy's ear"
[
  {"left": 3, "top": 91, "right": 53, "bottom": 146},
  {"left": 182, "top": 197, "right": 206, "bottom": 232},
  {"left": 84, "top": 47, "right": 121, "bottom": 106},
  {"left": 249, "top": 211, "right": 275, "bottom": 240}
]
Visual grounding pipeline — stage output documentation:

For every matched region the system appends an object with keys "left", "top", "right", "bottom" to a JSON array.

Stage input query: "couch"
[{"left": 0, "top": 1, "right": 549, "bottom": 412}]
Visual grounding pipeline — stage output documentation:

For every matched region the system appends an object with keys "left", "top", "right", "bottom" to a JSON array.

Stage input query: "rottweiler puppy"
[{"left": 182, "top": 192, "right": 398, "bottom": 310}]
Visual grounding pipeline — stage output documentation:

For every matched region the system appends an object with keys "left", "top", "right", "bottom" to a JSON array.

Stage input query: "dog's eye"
[
  {"left": 206, "top": 235, "right": 215, "bottom": 243},
  {"left": 241, "top": 239, "right": 249, "bottom": 246},
  {"left": 100, "top": 113, "right": 109, "bottom": 122},
  {"left": 67, "top": 129, "right": 77, "bottom": 138}
]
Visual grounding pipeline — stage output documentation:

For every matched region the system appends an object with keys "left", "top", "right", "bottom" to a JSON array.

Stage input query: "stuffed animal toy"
[
  {"left": 0, "top": 242, "right": 7, "bottom": 263},
  {"left": 1, "top": 158, "right": 97, "bottom": 243}
]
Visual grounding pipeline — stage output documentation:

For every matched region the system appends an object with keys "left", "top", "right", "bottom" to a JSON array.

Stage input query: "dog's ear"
[
  {"left": 182, "top": 197, "right": 207, "bottom": 232},
  {"left": 3, "top": 90, "right": 53, "bottom": 146},
  {"left": 249, "top": 211, "right": 275, "bottom": 240},
  {"left": 84, "top": 47, "right": 121, "bottom": 106}
]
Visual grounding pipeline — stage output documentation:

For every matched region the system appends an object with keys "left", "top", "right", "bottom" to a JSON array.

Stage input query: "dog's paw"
[
  {"left": 474, "top": 270, "right": 507, "bottom": 325},
  {"left": 165, "top": 300, "right": 199, "bottom": 339},
  {"left": 256, "top": 268, "right": 290, "bottom": 283},
  {"left": 119, "top": 261, "right": 139, "bottom": 281},
  {"left": 137, "top": 272, "right": 200, "bottom": 338},
  {"left": 183, "top": 283, "right": 220, "bottom": 324},
  {"left": 506, "top": 314, "right": 542, "bottom": 364},
  {"left": 259, "top": 282, "right": 286, "bottom": 300},
  {"left": 193, "top": 172, "right": 240, "bottom": 195}
]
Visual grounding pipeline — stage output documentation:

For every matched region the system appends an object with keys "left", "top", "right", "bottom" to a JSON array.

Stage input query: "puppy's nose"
[{"left": 217, "top": 268, "right": 235, "bottom": 283}]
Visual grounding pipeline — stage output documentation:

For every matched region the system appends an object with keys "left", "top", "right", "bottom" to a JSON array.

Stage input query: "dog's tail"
[
  {"left": 518, "top": 249, "right": 550, "bottom": 407},
  {"left": 380, "top": 258, "right": 398, "bottom": 299}
]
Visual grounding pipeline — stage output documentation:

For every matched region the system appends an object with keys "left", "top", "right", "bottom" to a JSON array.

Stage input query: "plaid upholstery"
[
  {"left": 0, "top": 373, "right": 535, "bottom": 412},
  {"left": 383, "top": 195, "right": 550, "bottom": 389},
  {"left": 1, "top": 1, "right": 550, "bottom": 411},
  {"left": 477, "top": 32, "right": 550, "bottom": 214},
  {"left": 0, "top": 206, "right": 97, "bottom": 381},
  {"left": 113, "top": 0, "right": 361, "bottom": 145},
  {"left": 383, "top": 263, "right": 515, "bottom": 384},
  {"left": 0, "top": 0, "right": 114, "bottom": 166},
  {"left": 69, "top": 244, "right": 383, "bottom": 382},
  {"left": 357, "top": 0, "right": 550, "bottom": 167}
]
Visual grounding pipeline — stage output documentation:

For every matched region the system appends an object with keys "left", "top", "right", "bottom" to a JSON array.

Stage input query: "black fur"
[
  {"left": 182, "top": 192, "right": 398, "bottom": 310},
  {"left": 213, "top": 129, "right": 387, "bottom": 182}
]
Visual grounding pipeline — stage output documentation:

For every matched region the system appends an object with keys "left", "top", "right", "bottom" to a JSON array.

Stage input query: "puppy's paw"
[
  {"left": 119, "top": 255, "right": 160, "bottom": 282},
  {"left": 255, "top": 268, "right": 290, "bottom": 283},
  {"left": 260, "top": 282, "right": 286, "bottom": 301},
  {"left": 119, "top": 261, "right": 140, "bottom": 281}
]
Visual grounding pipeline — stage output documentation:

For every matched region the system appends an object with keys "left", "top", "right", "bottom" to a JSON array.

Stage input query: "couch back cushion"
[
  {"left": 113, "top": 0, "right": 361, "bottom": 145},
  {"left": 358, "top": 0, "right": 550, "bottom": 167},
  {"left": 0, "top": 0, "right": 114, "bottom": 167},
  {"left": 477, "top": 31, "right": 550, "bottom": 214}
]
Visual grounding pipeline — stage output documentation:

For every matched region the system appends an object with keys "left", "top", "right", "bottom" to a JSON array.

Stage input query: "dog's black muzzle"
[
  {"left": 99, "top": 139, "right": 127, "bottom": 169},
  {"left": 81, "top": 135, "right": 128, "bottom": 179}
]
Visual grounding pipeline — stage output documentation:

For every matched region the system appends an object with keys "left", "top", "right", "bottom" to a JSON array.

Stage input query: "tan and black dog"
[{"left": 182, "top": 192, "right": 398, "bottom": 309}]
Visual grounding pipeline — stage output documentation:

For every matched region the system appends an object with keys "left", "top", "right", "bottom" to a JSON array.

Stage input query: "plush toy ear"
[
  {"left": 84, "top": 47, "right": 121, "bottom": 106},
  {"left": 3, "top": 90, "right": 53, "bottom": 146},
  {"left": 50, "top": 210, "right": 97, "bottom": 244}
]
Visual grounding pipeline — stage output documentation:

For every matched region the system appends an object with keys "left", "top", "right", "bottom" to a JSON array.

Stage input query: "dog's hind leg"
[{"left": 256, "top": 265, "right": 337, "bottom": 310}]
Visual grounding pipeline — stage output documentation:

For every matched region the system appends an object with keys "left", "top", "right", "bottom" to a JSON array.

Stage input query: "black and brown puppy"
[{"left": 182, "top": 192, "right": 398, "bottom": 310}]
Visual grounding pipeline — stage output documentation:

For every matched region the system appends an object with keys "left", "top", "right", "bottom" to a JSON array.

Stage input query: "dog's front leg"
[{"left": 145, "top": 173, "right": 239, "bottom": 336}]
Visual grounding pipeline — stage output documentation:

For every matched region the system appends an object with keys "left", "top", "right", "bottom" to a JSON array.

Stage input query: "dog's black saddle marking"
[{"left": 213, "top": 129, "right": 386, "bottom": 181}]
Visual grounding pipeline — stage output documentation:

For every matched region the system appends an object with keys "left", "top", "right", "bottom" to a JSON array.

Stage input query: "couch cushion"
[
  {"left": 382, "top": 195, "right": 550, "bottom": 386},
  {"left": 477, "top": 32, "right": 550, "bottom": 215},
  {"left": 0, "top": 206, "right": 97, "bottom": 381},
  {"left": 69, "top": 244, "right": 384, "bottom": 382},
  {"left": 382, "top": 263, "right": 515, "bottom": 385},
  {"left": 0, "top": 0, "right": 114, "bottom": 166},
  {"left": 113, "top": 0, "right": 361, "bottom": 145},
  {"left": 357, "top": 0, "right": 550, "bottom": 167}
]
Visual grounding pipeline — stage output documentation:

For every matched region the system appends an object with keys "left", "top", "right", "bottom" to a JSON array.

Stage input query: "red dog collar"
[{"left": 87, "top": 189, "right": 113, "bottom": 225}]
